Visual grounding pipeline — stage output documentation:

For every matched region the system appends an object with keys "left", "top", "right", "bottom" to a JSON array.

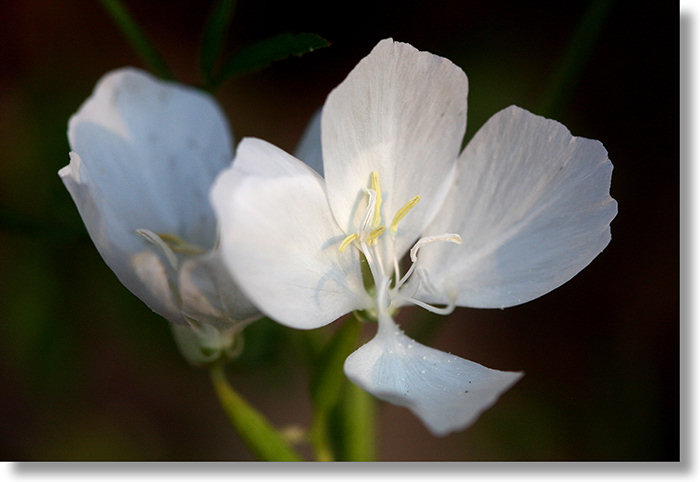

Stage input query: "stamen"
[
  {"left": 136, "top": 228, "right": 179, "bottom": 269},
  {"left": 370, "top": 171, "right": 382, "bottom": 228},
  {"left": 366, "top": 225, "right": 386, "bottom": 245},
  {"left": 359, "top": 244, "right": 383, "bottom": 289},
  {"left": 339, "top": 233, "right": 359, "bottom": 252},
  {"left": 391, "top": 246, "right": 401, "bottom": 285},
  {"left": 390, "top": 195, "right": 421, "bottom": 235},
  {"left": 157, "top": 232, "right": 206, "bottom": 256}
]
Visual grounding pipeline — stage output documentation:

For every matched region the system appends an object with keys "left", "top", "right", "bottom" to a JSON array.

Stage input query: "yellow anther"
[
  {"left": 390, "top": 195, "right": 421, "bottom": 234},
  {"left": 370, "top": 171, "right": 382, "bottom": 227},
  {"left": 366, "top": 225, "right": 386, "bottom": 245},
  {"left": 339, "top": 233, "right": 359, "bottom": 252},
  {"left": 156, "top": 232, "right": 205, "bottom": 255}
]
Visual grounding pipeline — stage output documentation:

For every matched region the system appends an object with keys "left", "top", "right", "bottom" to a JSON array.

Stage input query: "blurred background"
[{"left": 0, "top": 0, "right": 678, "bottom": 460}]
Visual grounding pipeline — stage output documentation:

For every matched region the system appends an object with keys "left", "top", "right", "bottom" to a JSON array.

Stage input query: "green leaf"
[
  {"left": 209, "top": 364, "right": 303, "bottom": 461},
  {"left": 199, "top": 0, "right": 237, "bottom": 85},
  {"left": 213, "top": 32, "right": 330, "bottom": 86},
  {"left": 98, "top": 0, "right": 174, "bottom": 79}
]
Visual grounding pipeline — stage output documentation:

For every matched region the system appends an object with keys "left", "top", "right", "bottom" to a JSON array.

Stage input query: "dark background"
[{"left": 0, "top": 0, "right": 679, "bottom": 460}]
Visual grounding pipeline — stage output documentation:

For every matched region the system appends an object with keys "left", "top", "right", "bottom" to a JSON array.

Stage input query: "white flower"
[
  {"left": 211, "top": 39, "right": 617, "bottom": 435},
  {"left": 60, "top": 68, "right": 259, "bottom": 363}
]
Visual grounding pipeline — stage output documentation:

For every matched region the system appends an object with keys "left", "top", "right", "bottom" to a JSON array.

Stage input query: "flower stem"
[
  {"left": 97, "top": 0, "right": 174, "bottom": 80},
  {"left": 309, "top": 410, "right": 334, "bottom": 461},
  {"left": 537, "top": 0, "right": 613, "bottom": 118},
  {"left": 308, "top": 318, "right": 369, "bottom": 461},
  {"left": 209, "top": 363, "right": 303, "bottom": 461},
  {"left": 337, "top": 380, "right": 376, "bottom": 461}
]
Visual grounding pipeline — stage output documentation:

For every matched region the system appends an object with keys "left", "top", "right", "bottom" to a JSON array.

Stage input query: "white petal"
[
  {"left": 67, "top": 68, "right": 232, "bottom": 248},
  {"left": 322, "top": 39, "right": 466, "bottom": 257},
  {"left": 60, "top": 153, "right": 182, "bottom": 322},
  {"left": 211, "top": 138, "right": 373, "bottom": 330},
  {"left": 294, "top": 108, "right": 324, "bottom": 176},
  {"left": 344, "top": 316, "right": 522, "bottom": 436},
  {"left": 414, "top": 106, "right": 617, "bottom": 308},
  {"left": 178, "top": 249, "right": 261, "bottom": 329}
]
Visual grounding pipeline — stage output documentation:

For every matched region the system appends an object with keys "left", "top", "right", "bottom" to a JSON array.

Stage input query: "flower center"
[
  {"left": 337, "top": 172, "right": 462, "bottom": 319},
  {"left": 338, "top": 171, "right": 420, "bottom": 252}
]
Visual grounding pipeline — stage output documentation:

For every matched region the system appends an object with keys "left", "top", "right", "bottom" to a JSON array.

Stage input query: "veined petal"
[
  {"left": 211, "top": 138, "right": 373, "bottom": 330},
  {"left": 67, "top": 68, "right": 232, "bottom": 248},
  {"left": 322, "top": 39, "right": 466, "bottom": 258},
  {"left": 60, "top": 152, "right": 182, "bottom": 322},
  {"left": 294, "top": 108, "right": 324, "bottom": 176},
  {"left": 178, "top": 249, "right": 261, "bottom": 329},
  {"left": 344, "top": 315, "right": 522, "bottom": 436},
  {"left": 413, "top": 106, "right": 617, "bottom": 308}
]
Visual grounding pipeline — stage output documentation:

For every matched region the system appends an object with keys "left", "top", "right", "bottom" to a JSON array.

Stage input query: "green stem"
[
  {"left": 98, "top": 0, "right": 174, "bottom": 79},
  {"left": 199, "top": 0, "right": 237, "bottom": 87},
  {"left": 537, "top": 0, "right": 614, "bottom": 118},
  {"left": 338, "top": 380, "right": 376, "bottom": 461},
  {"left": 209, "top": 363, "right": 303, "bottom": 461},
  {"left": 310, "top": 410, "right": 334, "bottom": 461},
  {"left": 308, "top": 318, "right": 367, "bottom": 461}
]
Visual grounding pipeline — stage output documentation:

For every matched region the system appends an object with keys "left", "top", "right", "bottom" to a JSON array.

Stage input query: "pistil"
[{"left": 338, "top": 171, "right": 461, "bottom": 319}]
